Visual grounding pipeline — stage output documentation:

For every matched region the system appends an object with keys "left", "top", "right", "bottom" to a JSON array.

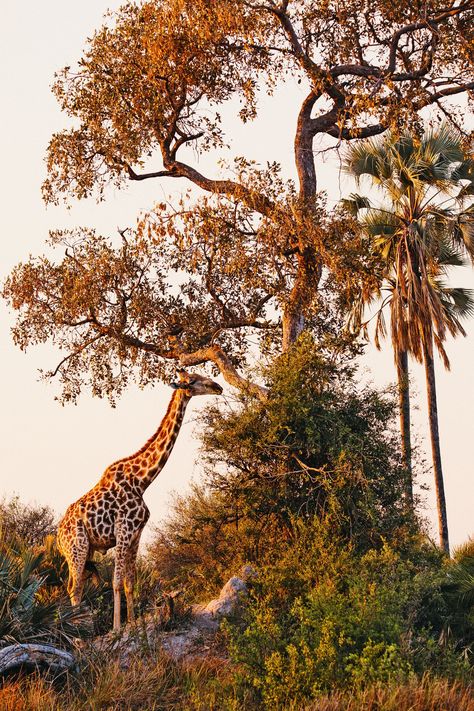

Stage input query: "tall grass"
[
  {"left": 304, "top": 677, "right": 474, "bottom": 711},
  {"left": 0, "top": 650, "right": 229, "bottom": 711},
  {"left": 0, "top": 660, "right": 472, "bottom": 711}
]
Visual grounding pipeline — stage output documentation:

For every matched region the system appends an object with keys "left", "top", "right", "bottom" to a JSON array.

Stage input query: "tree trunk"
[
  {"left": 422, "top": 338, "right": 450, "bottom": 555},
  {"left": 396, "top": 349, "right": 413, "bottom": 505},
  {"left": 282, "top": 309, "right": 305, "bottom": 352},
  {"left": 281, "top": 90, "right": 319, "bottom": 353}
]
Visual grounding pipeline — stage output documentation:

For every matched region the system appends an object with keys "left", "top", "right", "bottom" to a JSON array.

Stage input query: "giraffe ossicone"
[{"left": 57, "top": 370, "right": 223, "bottom": 631}]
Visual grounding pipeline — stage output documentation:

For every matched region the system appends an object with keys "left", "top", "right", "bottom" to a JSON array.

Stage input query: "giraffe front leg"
[{"left": 112, "top": 563, "right": 124, "bottom": 632}]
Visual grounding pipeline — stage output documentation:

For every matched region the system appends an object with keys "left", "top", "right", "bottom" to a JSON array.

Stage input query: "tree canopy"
[
  {"left": 44, "top": 0, "right": 474, "bottom": 205},
  {"left": 4, "top": 0, "right": 474, "bottom": 401}
]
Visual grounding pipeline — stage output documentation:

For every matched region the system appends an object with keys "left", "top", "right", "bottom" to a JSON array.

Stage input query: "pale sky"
[{"left": 0, "top": 2, "right": 472, "bottom": 550}]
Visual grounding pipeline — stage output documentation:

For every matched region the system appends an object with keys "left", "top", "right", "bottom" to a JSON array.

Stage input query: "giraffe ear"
[{"left": 170, "top": 381, "right": 182, "bottom": 389}]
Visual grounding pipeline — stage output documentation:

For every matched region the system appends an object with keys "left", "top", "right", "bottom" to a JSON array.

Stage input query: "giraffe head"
[{"left": 171, "top": 368, "right": 223, "bottom": 397}]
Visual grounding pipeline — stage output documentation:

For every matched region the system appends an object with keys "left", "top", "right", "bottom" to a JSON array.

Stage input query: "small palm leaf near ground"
[
  {"left": 0, "top": 541, "right": 92, "bottom": 647},
  {"left": 342, "top": 125, "right": 474, "bottom": 555}
]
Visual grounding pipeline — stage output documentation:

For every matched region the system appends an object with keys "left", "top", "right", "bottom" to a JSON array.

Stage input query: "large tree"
[
  {"left": 343, "top": 127, "right": 474, "bottom": 553},
  {"left": 4, "top": 0, "right": 474, "bottom": 400}
]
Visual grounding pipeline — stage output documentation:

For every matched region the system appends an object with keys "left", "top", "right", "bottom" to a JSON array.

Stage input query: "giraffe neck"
[{"left": 121, "top": 389, "right": 191, "bottom": 494}]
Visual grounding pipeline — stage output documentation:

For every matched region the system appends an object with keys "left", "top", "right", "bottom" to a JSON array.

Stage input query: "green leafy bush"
[
  {"left": 149, "top": 335, "right": 418, "bottom": 600},
  {"left": 227, "top": 529, "right": 470, "bottom": 708}
]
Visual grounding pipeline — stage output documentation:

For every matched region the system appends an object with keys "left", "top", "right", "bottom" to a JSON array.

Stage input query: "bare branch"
[
  {"left": 126, "top": 165, "right": 180, "bottom": 181},
  {"left": 326, "top": 123, "right": 387, "bottom": 141}
]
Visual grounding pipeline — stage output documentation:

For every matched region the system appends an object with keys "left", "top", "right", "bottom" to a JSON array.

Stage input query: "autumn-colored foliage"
[{"left": 4, "top": 1, "right": 474, "bottom": 399}]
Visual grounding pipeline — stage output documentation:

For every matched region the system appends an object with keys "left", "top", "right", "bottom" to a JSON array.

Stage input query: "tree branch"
[
  {"left": 179, "top": 345, "right": 269, "bottom": 401},
  {"left": 0, "top": 644, "right": 75, "bottom": 676},
  {"left": 49, "top": 334, "right": 105, "bottom": 377},
  {"left": 415, "top": 81, "right": 474, "bottom": 111},
  {"left": 126, "top": 165, "right": 180, "bottom": 182},
  {"left": 159, "top": 158, "right": 275, "bottom": 217},
  {"left": 326, "top": 123, "right": 387, "bottom": 141}
]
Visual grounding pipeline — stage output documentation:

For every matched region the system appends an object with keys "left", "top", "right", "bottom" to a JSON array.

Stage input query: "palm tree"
[{"left": 343, "top": 126, "right": 474, "bottom": 555}]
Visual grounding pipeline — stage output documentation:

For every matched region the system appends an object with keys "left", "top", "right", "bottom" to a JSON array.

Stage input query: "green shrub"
[
  {"left": 149, "top": 335, "right": 418, "bottom": 600},
  {"left": 226, "top": 527, "right": 470, "bottom": 708}
]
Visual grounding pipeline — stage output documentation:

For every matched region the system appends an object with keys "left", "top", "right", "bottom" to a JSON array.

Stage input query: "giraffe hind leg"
[{"left": 65, "top": 522, "right": 90, "bottom": 607}]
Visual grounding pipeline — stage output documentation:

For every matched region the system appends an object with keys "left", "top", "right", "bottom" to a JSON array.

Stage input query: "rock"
[
  {"left": 240, "top": 564, "right": 258, "bottom": 581},
  {"left": 91, "top": 569, "right": 257, "bottom": 665},
  {"left": 160, "top": 627, "right": 202, "bottom": 660},
  {"left": 204, "top": 576, "right": 247, "bottom": 617}
]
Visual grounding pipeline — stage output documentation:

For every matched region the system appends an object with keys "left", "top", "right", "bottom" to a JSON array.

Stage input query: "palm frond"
[
  {"left": 422, "top": 124, "right": 464, "bottom": 166},
  {"left": 340, "top": 193, "right": 372, "bottom": 216},
  {"left": 392, "top": 134, "right": 416, "bottom": 165},
  {"left": 362, "top": 210, "right": 400, "bottom": 249},
  {"left": 453, "top": 210, "right": 474, "bottom": 258},
  {"left": 436, "top": 242, "right": 466, "bottom": 268},
  {"left": 343, "top": 140, "right": 391, "bottom": 183},
  {"left": 451, "top": 157, "right": 474, "bottom": 183},
  {"left": 440, "top": 286, "right": 474, "bottom": 320},
  {"left": 0, "top": 542, "right": 93, "bottom": 646}
]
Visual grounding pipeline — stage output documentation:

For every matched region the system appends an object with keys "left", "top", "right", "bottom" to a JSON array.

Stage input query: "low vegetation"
[{"left": 1, "top": 340, "right": 473, "bottom": 709}]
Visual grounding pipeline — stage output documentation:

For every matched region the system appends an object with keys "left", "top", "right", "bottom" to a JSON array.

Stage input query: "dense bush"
[
  {"left": 226, "top": 524, "right": 472, "bottom": 708},
  {"left": 149, "top": 335, "right": 418, "bottom": 598},
  {"left": 146, "top": 336, "right": 472, "bottom": 707},
  {"left": 0, "top": 496, "right": 56, "bottom": 548}
]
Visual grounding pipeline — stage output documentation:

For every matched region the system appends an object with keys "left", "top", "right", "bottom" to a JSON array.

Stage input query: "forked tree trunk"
[
  {"left": 422, "top": 338, "right": 450, "bottom": 555},
  {"left": 396, "top": 349, "right": 413, "bottom": 505}
]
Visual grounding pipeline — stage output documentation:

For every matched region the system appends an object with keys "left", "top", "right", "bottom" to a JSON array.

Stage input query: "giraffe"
[{"left": 57, "top": 369, "right": 223, "bottom": 631}]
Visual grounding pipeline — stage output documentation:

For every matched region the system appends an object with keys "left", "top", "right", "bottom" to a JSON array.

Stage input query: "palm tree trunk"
[
  {"left": 422, "top": 337, "right": 450, "bottom": 555},
  {"left": 396, "top": 349, "right": 413, "bottom": 505}
]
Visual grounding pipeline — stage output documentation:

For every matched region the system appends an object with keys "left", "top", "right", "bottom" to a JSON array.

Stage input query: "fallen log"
[{"left": 0, "top": 643, "right": 75, "bottom": 676}]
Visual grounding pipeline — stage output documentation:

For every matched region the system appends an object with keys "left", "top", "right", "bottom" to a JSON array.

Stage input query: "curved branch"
[
  {"left": 159, "top": 158, "right": 275, "bottom": 217},
  {"left": 415, "top": 81, "right": 474, "bottom": 109},
  {"left": 326, "top": 123, "right": 387, "bottom": 141},
  {"left": 179, "top": 345, "right": 269, "bottom": 401},
  {"left": 69, "top": 321, "right": 270, "bottom": 400},
  {"left": 330, "top": 64, "right": 382, "bottom": 79},
  {"left": 126, "top": 165, "right": 179, "bottom": 182},
  {"left": 386, "top": 3, "right": 471, "bottom": 76}
]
